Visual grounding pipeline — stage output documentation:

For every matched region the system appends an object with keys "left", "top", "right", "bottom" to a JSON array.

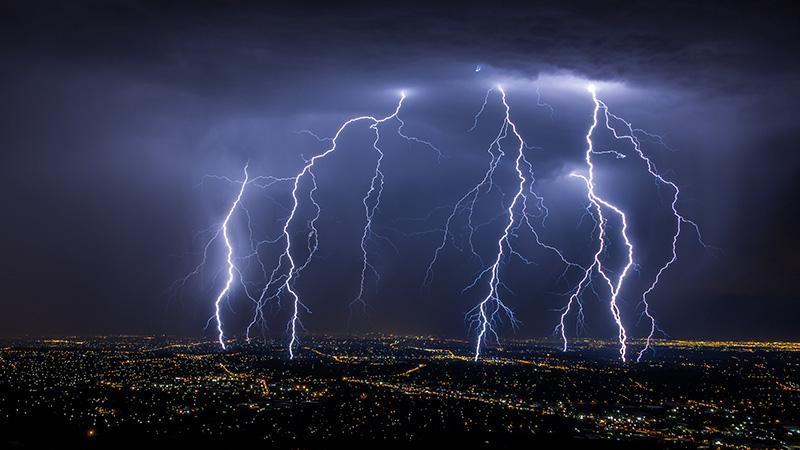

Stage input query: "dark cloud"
[
  {"left": 0, "top": 0, "right": 797, "bottom": 341},
  {"left": 4, "top": 1, "right": 798, "bottom": 94}
]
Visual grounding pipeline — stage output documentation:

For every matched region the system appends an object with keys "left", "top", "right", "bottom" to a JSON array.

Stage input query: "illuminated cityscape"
[{"left": 2, "top": 336, "right": 799, "bottom": 448}]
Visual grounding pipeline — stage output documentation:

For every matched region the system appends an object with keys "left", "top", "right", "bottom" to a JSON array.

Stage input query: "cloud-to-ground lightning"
[
  {"left": 254, "top": 92, "right": 441, "bottom": 358},
  {"left": 186, "top": 81, "right": 707, "bottom": 363},
  {"left": 174, "top": 164, "right": 265, "bottom": 349},
  {"left": 595, "top": 90, "right": 708, "bottom": 362},
  {"left": 466, "top": 86, "right": 526, "bottom": 361},
  {"left": 557, "top": 85, "right": 634, "bottom": 362},
  {"left": 557, "top": 85, "right": 707, "bottom": 361},
  {"left": 424, "top": 86, "right": 583, "bottom": 361},
  {"left": 211, "top": 164, "right": 250, "bottom": 349},
  {"left": 178, "top": 169, "right": 296, "bottom": 348}
]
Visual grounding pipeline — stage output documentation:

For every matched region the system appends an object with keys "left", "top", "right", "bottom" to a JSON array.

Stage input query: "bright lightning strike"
[
  {"left": 425, "top": 85, "right": 581, "bottom": 361},
  {"left": 595, "top": 89, "right": 709, "bottom": 362},
  {"left": 185, "top": 80, "right": 707, "bottom": 363},
  {"left": 468, "top": 86, "right": 526, "bottom": 361},
  {"left": 256, "top": 91, "right": 441, "bottom": 359},
  {"left": 557, "top": 84, "right": 707, "bottom": 362},
  {"left": 212, "top": 164, "right": 249, "bottom": 350},
  {"left": 175, "top": 167, "right": 294, "bottom": 349}
]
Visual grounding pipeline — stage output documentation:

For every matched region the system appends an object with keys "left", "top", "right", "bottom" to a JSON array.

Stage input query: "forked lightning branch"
[{"left": 181, "top": 82, "right": 707, "bottom": 362}]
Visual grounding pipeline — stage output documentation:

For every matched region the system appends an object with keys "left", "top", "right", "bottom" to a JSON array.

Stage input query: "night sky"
[{"left": 1, "top": 1, "right": 798, "bottom": 342}]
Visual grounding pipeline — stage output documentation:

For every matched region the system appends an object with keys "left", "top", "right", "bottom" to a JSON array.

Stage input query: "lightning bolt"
[
  {"left": 256, "top": 91, "right": 440, "bottom": 358},
  {"left": 467, "top": 86, "right": 526, "bottom": 361},
  {"left": 176, "top": 167, "right": 296, "bottom": 348},
  {"left": 423, "top": 87, "right": 507, "bottom": 285},
  {"left": 594, "top": 91, "right": 708, "bottom": 362},
  {"left": 351, "top": 120, "right": 387, "bottom": 312},
  {"left": 185, "top": 81, "right": 706, "bottom": 363},
  {"left": 558, "top": 85, "right": 707, "bottom": 362},
  {"left": 425, "top": 86, "right": 582, "bottom": 361},
  {"left": 211, "top": 164, "right": 250, "bottom": 349},
  {"left": 558, "top": 85, "right": 634, "bottom": 361}
]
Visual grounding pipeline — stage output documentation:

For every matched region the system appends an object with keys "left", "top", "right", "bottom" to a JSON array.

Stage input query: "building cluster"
[{"left": 0, "top": 335, "right": 798, "bottom": 447}]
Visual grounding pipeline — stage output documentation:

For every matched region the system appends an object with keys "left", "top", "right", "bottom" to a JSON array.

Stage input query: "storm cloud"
[{"left": 1, "top": 0, "right": 797, "bottom": 341}]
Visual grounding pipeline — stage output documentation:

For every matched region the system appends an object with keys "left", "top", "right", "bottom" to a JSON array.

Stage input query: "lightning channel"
[
  {"left": 212, "top": 164, "right": 250, "bottom": 349},
  {"left": 593, "top": 93, "right": 708, "bottom": 362},
  {"left": 424, "top": 86, "right": 582, "bottom": 361},
  {"left": 259, "top": 92, "right": 439, "bottom": 358},
  {"left": 558, "top": 86, "right": 633, "bottom": 361}
]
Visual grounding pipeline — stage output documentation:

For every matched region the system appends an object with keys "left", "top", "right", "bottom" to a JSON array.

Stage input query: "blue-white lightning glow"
[
  {"left": 425, "top": 85, "right": 582, "bottom": 361},
  {"left": 254, "top": 92, "right": 441, "bottom": 358},
  {"left": 184, "top": 79, "right": 707, "bottom": 363},
  {"left": 213, "top": 164, "right": 250, "bottom": 349},
  {"left": 557, "top": 84, "right": 707, "bottom": 361}
]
